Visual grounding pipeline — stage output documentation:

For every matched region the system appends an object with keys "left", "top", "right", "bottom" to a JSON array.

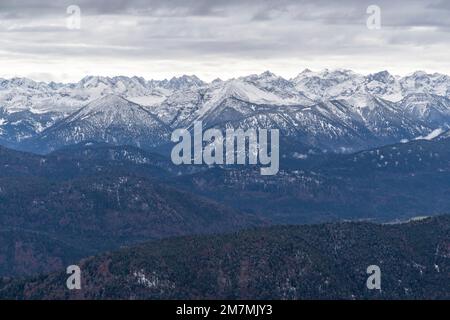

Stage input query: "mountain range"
[{"left": 2, "top": 70, "right": 450, "bottom": 154}]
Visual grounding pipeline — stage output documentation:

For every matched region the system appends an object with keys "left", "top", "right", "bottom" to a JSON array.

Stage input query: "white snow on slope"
[
  {"left": 415, "top": 128, "right": 445, "bottom": 141},
  {"left": 1, "top": 69, "right": 450, "bottom": 149}
]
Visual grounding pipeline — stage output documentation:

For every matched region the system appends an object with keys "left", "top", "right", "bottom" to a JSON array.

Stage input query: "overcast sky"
[{"left": 1, "top": 0, "right": 449, "bottom": 82}]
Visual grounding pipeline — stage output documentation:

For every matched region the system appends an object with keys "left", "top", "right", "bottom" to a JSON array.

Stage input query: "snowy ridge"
[
  {"left": 1, "top": 69, "right": 450, "bottom": 153},
  {"left": 28, "top": 94, "right": 171, "bottom": 153}
]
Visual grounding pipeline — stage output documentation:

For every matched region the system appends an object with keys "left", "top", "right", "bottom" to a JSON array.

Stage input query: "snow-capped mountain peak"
[
  {"left": 164, "top": 75, "right": 205, "bottom": 90},
  {"left": 400, "top": 71, "right": 450, "bottom": 97},
  {"left": 31, "top": 93, "right": 171, "bottom": 153},
  {"left": 366, "top": 70, "right": 395, "bottom": 83},
  {"left": 73, "top": 94, "right": 133, "bottom": 116}
]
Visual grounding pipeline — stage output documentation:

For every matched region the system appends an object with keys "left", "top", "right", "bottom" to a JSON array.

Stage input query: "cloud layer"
[{"left": 1, "top": 0, "right": 449, "bottom": 82}]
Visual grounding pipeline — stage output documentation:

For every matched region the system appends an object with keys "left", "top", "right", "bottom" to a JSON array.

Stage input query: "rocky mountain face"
[
  {"left": 292, "top": 69, "right": 450, "bottom": 102},
  {"left": 1, "top": 215, "right": 448, "bottom": 299},
  {"left": 1, "top": 70, "right": 450, "bottom": 154},
  {"left": 23, "top": 95, "right": 172, "bottom": 154}
]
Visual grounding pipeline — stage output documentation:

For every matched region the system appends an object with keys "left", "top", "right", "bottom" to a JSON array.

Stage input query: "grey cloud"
[
  {"left": 1, "top": 0, "right": 448, "bottom": 27},
  {"left": 0, "top": 0, "right": 449, "bottom": 82},
  {"left": 428, "top": 0, "right": 450, "bottom": 11}
]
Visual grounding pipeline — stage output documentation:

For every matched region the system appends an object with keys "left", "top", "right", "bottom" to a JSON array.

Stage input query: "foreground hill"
[{"left": 2, "top": 215, "right": 448, "bottom": 300}]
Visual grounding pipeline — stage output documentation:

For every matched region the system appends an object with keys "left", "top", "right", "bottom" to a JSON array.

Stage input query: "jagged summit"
[
  {"left": 164, "top": 74, "right": 205, "bottom": 90},
  {"left": 259, "top": 70, "right": 277, "bottom": 78},
  {"left": 299, "top": 68, "right": 312, "bottom": 74},
  {"left": 367, "top": 70, "right": 395, "bottom": 83}
]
